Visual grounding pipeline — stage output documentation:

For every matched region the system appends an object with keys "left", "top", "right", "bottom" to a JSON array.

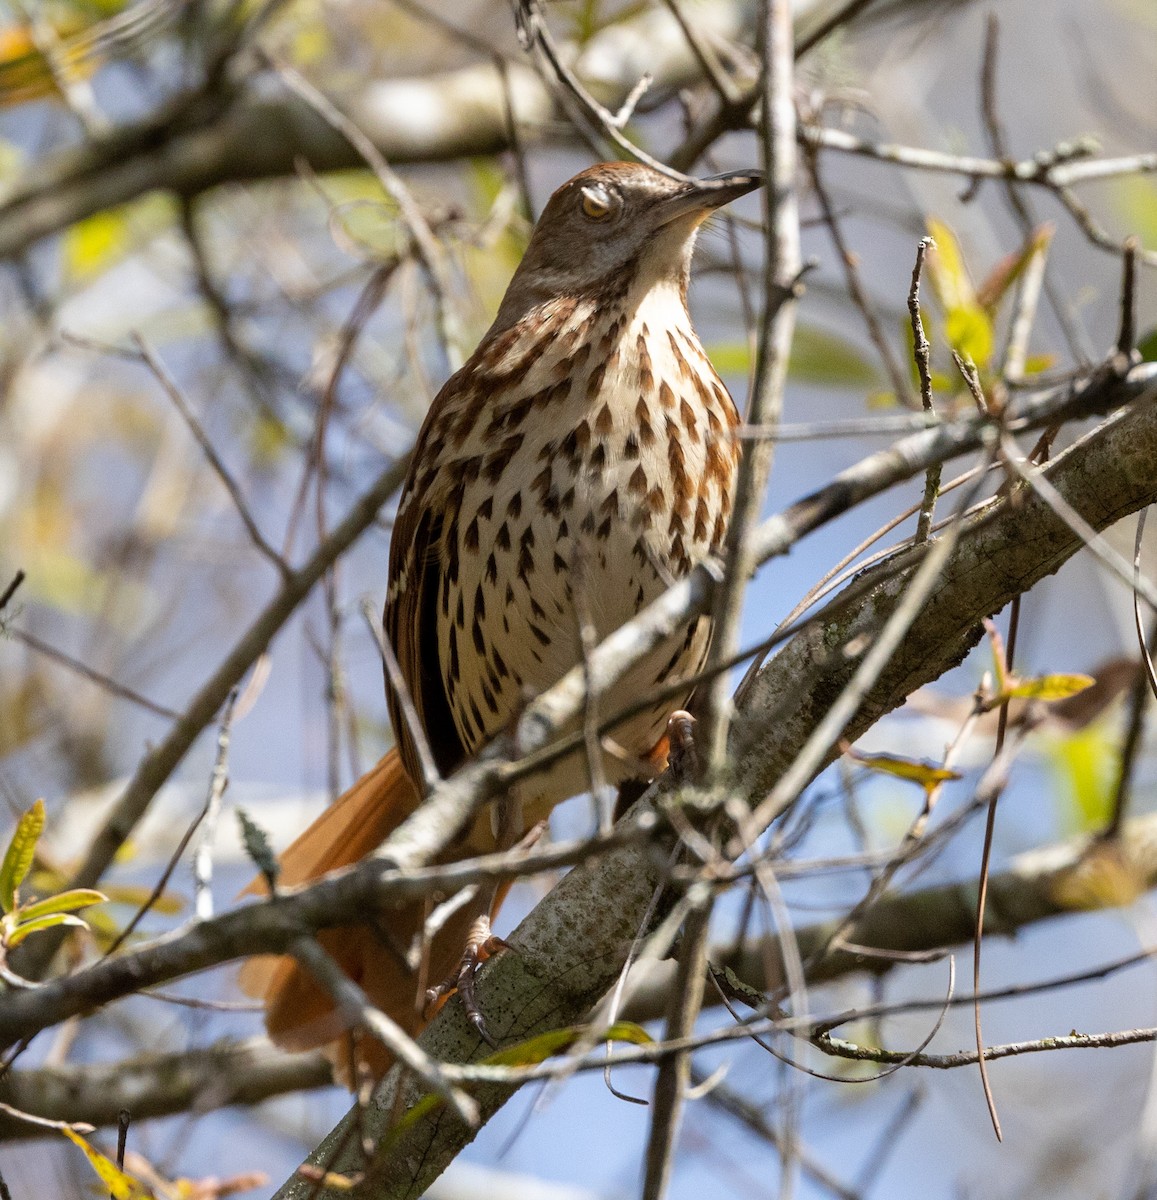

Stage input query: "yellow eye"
[{"left": 580, "top": 186, "right": 613, "bottom": 221}]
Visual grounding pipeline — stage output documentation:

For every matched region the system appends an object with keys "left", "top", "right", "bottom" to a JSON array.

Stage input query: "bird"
[{"left": 240, "top": 161, "right": 760, "bottom": 1081}]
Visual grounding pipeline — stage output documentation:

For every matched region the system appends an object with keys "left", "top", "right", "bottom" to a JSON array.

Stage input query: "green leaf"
[
  {"left": 1047, "top": 722, "right": 1116, "bottom": 833},
  {"left": 16, "top": 888, "right": 107, "bottom": 923},
  {"left": 788, "top": 326, "right": 882, "bottom": 388},
  {"left": 1021, "top": 353, "right": 1057, "bottom": 377},
  {"left": 1138, "top": 327, "right": 1157, "bottom": 363},
  {"left": 5, "top": 911, "right": 88, "bottom": 947},
  {"left": 705, "top": 341, "right": 751, "bottom": 376},
  {"left": 64, "top": 207, "right": 131, "bottom": 281},
  {"left": 483, "top": 1020, "right": 652, "bottom": 1068},
  {"left": 0, "top": 799, "right": 44, "bottom": 913},
  {"left": 1112, "top": 176, "right": 1157, "bottom": 247},
  {"left": 709, "top": 327, "right": 883, "bottom": 390},
  {"left": 846, "top": 748, "right": 961, "bottom": 792},
  {"left": 926, "top": 218, "right": 977, "bottom": 313},
  {"left": 60, "top": 1128, "right": 148, "bottom": 1200},
  {"left": 943, "top": 304, "right": 994, "bottom": 369},
  {"left": 1001, "top": 673, "right": 1096, "bottom": 703},
  {"left": 389, "top": 1022, "right": 653, "bottom": 1141},
  {"left": 62, "top": 194, "right": 174, "bottom": 283}
]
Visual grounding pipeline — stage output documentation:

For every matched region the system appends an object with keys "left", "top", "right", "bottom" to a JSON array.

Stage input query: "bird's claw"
[{"left": 424, "top": 915, "right": 508, "bottom": 1047}]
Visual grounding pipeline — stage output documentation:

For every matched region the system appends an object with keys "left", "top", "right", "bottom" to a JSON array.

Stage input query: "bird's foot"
[
  {"left": 424, "top": 914, "right": 508, "bottom": 1046},
  {"left": 665, "top": 709, "right": 699, "bottom": 784}
]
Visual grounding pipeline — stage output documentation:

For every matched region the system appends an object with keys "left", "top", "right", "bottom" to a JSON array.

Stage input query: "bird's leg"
[
  {"left": 424, "top": 797, "right": 543, "bottom": 1046},
  {"left": 665, "top": 709, "right": 699, "bottom": 784}
]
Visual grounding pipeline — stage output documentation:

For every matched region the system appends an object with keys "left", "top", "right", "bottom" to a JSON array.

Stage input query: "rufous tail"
[{"left": 239, "top": 750, "right": 460, "bottom": 1081}]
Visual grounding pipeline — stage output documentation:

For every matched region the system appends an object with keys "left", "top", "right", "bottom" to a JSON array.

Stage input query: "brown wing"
[{"left": 383, "top": 399, "right": 469, "bottom": 788}]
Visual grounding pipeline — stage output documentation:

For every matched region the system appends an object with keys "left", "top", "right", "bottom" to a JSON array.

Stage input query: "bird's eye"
[{"left": 580, "top": 185, "right": 614, "bottom": 221}]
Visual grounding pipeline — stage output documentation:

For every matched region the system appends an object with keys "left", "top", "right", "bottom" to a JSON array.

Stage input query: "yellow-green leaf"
[
  {"left": 483, "top": 1020, "right": 653, "bottom": 1068},
  {"left": 926, "top": 218, "right": 977, "bottom": 312},
  {"left": 16, "top": 888, "right": 106, "bottom": 923},
  {"left": 99, "top": 882, "right": 184, "bottom": 915},
  {"left": 0, "top": 799, "right": 44, "bottom": 913},
  {"left": 60, "top": 1128, "right": 148, "bottom": 1200},
  {"left": 1021, "top": 353, "right": 1057, "bottom": 377},
  {"left": 705, "top": 341, "right": 752, "bottom": 376},
  {"left": 1112, "top": 176, "right": 1157, "bottom": 247},
  {"left": 788, "top": 326, "right": 882, "bottom": 389},
  {"left": 943, "top": 304, "right": 994, "bottom": 368},
  {"left": 976, "top": 223, "right": 1054, "bottom": 312},
  {"left": 846, "top": 748, "right": 961, "bottom": 791},
  {"left": 390, "top": 1022, "right": 653, "bottom": 1140},
  {"left": 65, "top": 207, "right": 132, "bottom": 281},
  {"left": 6, "top": 911, "right": 88, "bottom": 947},
  {"left": 1047, "top": 722, "right": 1116, "bottom": 833},
  {"left": 1002, "top": 673, "right": 1096, "bottom": 702},
  {"left": 709, "top": 329, "right": 883, "bottom": 390}
]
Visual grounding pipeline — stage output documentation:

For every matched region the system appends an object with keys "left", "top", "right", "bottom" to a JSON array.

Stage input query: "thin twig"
[
  {"left": 698, "top": 0, "right": 801, "bottom": 769},
  {"left": 263, "top": 54, "right": 464, "bottom": 370},
  {"left": 129, "top": 333, "right": 289, "bottom": 578},
  {"left": 17, "top": 452, "right": 412, "bottom": 979},
  {"left": 192, "top": 691, "right": 238, "bottom": 920},
  {"left": 288, "top": 937, "right": 479, "bottom": 1126},
  {"left": 0, "top": 571, "right": 24, "bottom": 614},
  {"left": 359, "top": 598, "right": 441, "bottom": 796},
  {"left": 908, "top": 238, "right": 939, "bottom": 543},
  {"left": 103, "top": 692, "right": 237, "bottom": 956},
  {"left": 978, "top": 14, "right": 1094, "bottom": 362},
  {"left": 5, "top": 627, "right": 180, "bottom": 720},
  {"left": 806, "top": 146, "right": 915, "bottom": 407}
]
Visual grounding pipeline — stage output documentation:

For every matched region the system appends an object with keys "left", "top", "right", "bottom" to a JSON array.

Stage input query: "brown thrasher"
[{"left": 241, "top": 162, "right": 759, "bottom": 1079}]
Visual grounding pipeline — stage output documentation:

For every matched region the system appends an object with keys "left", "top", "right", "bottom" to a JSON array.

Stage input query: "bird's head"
[{"left": 493, "top": 162, "right": 761, "bottom": 331}]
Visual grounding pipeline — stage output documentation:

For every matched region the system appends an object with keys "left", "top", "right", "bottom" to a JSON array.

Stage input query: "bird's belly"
[{"left": 441, "top": 432, "right": 718, "bottom": 814}]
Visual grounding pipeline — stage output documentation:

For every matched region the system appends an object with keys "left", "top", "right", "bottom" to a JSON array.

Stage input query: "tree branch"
[{"left": 271, "top": 361, "right": 1157, "bottom": 1198}]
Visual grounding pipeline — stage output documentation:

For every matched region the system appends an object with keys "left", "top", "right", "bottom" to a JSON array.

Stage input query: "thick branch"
[
  {"left": 273, "top": 367, "right": 1157, "bottom": 1197},
  {"left": 0, "top": 1039, "right": 330, "bottom": 1141},
  {"left": 7, "top": 810, "right": 1157, "bottom": 1138}
]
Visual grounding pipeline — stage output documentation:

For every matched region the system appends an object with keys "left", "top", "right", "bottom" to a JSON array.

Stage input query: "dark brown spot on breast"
[
  {"left": 679, "top": 398, "right": 699, "bottom": 441},
  {"left": 637, "top": 334, "right": 654, "bottom": 391}
]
